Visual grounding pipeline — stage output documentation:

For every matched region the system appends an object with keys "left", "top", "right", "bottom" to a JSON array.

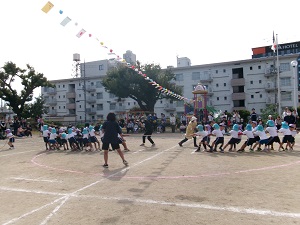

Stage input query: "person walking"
[
  {"left": 140, "top": 117, "right": 155, "bottom": 146},
  {"left": 101, "top": 112, "right": 128, "bottom": 168}
]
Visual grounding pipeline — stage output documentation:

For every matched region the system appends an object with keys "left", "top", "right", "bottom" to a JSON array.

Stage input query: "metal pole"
[
  {"left": 83, "top": 60, "right": 87, "bottom": 123},
  {"left": 276, "top": 34, "right": 281, "bottom": 115},
  {"left": 291, "top": 60, "right": 298, "bottom": 110}
]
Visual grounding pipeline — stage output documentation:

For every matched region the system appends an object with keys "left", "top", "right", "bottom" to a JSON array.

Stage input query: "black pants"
[
  {"left": 179, "top": 137, "right": 197, "bottom": 145},
  {"left": 142, "top": 135, "right": 154, "bottom": 144}
]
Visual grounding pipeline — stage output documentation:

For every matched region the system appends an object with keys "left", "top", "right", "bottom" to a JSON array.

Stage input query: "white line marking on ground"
[
  {"left": 0, "top": 150, "right": 39, "bottom": 157},
  {"left": 9, "top": 177, "right": 62, "bottom": 183},
  {"left": 3, "top": 144, "right": 179, "bottom": 225},
  {"left": 2, "top": 186, "right": 299, "bottom": 219}
]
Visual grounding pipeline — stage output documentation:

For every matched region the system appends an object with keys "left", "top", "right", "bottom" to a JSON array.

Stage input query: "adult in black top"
[
  {"left": 250, "top": 108, "right": 257, "bottom": 122},
  {"left": 101, "top": 112, "right": 128, "bottom": 168},
  {"left": 140, "top": 117, "right": 155, "bottom": 146},
  {"left": 284, "top": 113, "right": 296, "bottom": 125}
]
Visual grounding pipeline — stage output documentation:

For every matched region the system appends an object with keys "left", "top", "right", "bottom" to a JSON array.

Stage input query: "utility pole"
[{"left": 83, "top": 60, "right": 87, "bottom": 123}]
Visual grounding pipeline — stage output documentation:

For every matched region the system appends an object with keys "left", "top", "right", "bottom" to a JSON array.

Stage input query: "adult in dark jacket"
[
  {"left": 140, "top": 117, "right": 155, "bottom": 146},
  {"left": 101, "top": 112, "right": 128, "bottom": 168},
  {"left": 284, "top": 113, "right": 296, "bottom": 125}
]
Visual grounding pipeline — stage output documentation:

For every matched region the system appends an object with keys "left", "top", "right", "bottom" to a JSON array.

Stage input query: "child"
[
  {"left": 265, "top": 120, "right": 281, "bottom": 151},
  {"left": 49, "top": 128, "right": 59, "bottom": 150},
  {"left": 89, "top": 125, "right": 101, "bottom": 150},
  {"left": 68, "top": 128, "right": 77, "bottom": 151},
  {"left": 5, "top": 129, "right": 15, "bottom": 149},
  {"left": 60, "top": 130, "right": 69, "bottom": 150},
  {"left": 237, "top": 124, "right": 256, "bottom": 152},
  {"left": 42, "top": 125, "right": 50, "bottom": 150},
  {"left": 82, "top": 128, "right": 93, "bottom": 151},
  {"left": 194, "top": 124, "right": 211, "bottom": 152},
  {"left": 140, "top": 117, "right": 155, "bottom": 147},
  {"left": 253, "top": 125, "right": 269, "bottom": 152},
  {"left": 223, "top": 124, "right": 241, "bottom": 152},
  {"left": 210, "top": 123, "right": 225, "bottom": 153},
  {"left": 289, "top": 124, "right": 298, "bottom": 150},
  {"left": 278, "top": 122, "right": 293, "bottom": 151}
]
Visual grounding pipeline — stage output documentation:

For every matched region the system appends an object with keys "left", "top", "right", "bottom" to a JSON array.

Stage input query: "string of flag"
[{"left": 41, "top": 1, "right": 199, "bottom": 104}]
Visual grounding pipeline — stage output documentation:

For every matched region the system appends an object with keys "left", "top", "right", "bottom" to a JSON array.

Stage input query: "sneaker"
[
  {"left": 257, "top": 148, "right": 262, "bottom": 151},
  {"left": 152, "top": 143, "right": 155, "bottom": 147},
  {"left": 195, "top": 149, "right": 201, "bottom": 152},
  {"left": 178, "top": 143, "right": 183, "bottom": 147},
  {"left": 103, "top": 164, "right": 108, "bottom": 168},
  {"left": 194, "top": 145, "right": 199, "bottom": 148},
  {"left": 123, "top": 160, "right": 128, "bottom": 166},
  {"left": 124, "top": 149, "right": 130, "bottom": 152},
  {"left": 140, "top": 143, "right": 145, "bottom": 146},
  {"left": 249, "top": 148, "right": 254, "bottom": 152},
  {"left": 237, "top": 149, "right": 244, "bottom": 152}
]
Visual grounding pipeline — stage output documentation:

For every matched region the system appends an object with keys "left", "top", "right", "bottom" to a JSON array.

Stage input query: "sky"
[{"left": 0, "top": 0, "right": 299, "bottom": 97}]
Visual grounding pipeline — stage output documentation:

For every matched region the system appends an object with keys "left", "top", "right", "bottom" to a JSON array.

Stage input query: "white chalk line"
[
  {"left": 3, "top": 144, "right": 179, "bottom": 225},
  {"left": 9, "top": 177, "right": 62, "bottom": 183},
  {"left": 1, "top": 185, "right": 300, "bottom": 219}
]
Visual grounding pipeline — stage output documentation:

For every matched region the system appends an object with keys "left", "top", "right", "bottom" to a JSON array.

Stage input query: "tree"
[
  {"left": 22, "top": 95, "right": 47, "bottom": 119},
  {"left": 0, "top": 62, "right": 53, "bottom": 118},
  {"left": 261, "top": 104, "right": 278, "bottom": 122},
  {"left": 102, "top": 62, "right": 182, "bottom": 112}
]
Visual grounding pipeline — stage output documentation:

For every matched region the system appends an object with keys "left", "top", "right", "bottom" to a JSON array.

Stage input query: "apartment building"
[{"left": 41, "top": 42, "right": 300, "bottom": 123}]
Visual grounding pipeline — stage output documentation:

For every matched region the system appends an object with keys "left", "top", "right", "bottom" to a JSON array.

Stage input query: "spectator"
[
  {"left": 170, "top": 114, "right": 176, "bottom": 133},
  {"left": 250, "top": 108, "right": 257, "bottom": 122}
]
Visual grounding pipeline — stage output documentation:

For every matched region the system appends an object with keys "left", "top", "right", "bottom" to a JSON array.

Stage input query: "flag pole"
[{"left": 276, "top": 34, "right": 281, "bottom": 115}]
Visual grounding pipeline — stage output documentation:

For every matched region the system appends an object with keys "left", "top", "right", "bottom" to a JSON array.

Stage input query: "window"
[
  {"left": 250, "top": 66, "right": 253, "bottom": 70},
  {"left": 58, "top": 96, "right": 60, "bottom": 98},
  {"left": 97, "top": 104, "right": 103, "bottom": 110},
  {"left": 99, "top": 64, "right": 104, "bottom": 70},
  {"left": 63, "top": 95, "right": 65, "bottom": 98},
  {"left": 223, "top": 69, "right": 226, "bottom": 73},
  {"left": 280, "top": 63, "right": 290, "bottom": 72},
  {"left": 58, "top": 85, "right": 60, "bottom": 88},
  {"left": 224, "top": 97, "right": 227, "bottom": 100},
  {"left": 134, "top": 102, "right": 136, "bottom": 105},
  {"left": 251, "top": 95, "right": 254, "bottom": 98},
  {"left": 128, "top": 102, "right": 130, "bottom": 106},
  {"left": 216, "top": 70, "right": 218, "bottom": 74},
  {"left": 260, "top": 94, "right": 262, "bottom": 98},
  {"left": 192, "top": 72, "right": 200, "bottom": 80},
  {"left": 258, "top": 65, "right": 261, "bottom": 69},
  {"left": 63, "top": 85, "right": 65, "bottom": 88},
  {"left": 79, "top": 94, "right": 81, "bottom": 97},
  {"left": 176, "top": 74, "right": 183, "bottom": 81},
  {"left": 97, "top": 92, "right": 103, "bottom": 99},
  {"left": 217, "top": 97, "right": 219, "bottom": 100},
  {"left": 110, "top": 103, "right": 116, "bottom": 110},
  {"left": 250, "top": 81, "right": 253, "bottom": 84},
  {"left": 259, "top": 80, "right": 262, "bottom": 84},
  {"left": 281, "top": 77, "right": 291, "bottom": 86},
  {"left": 216, "top": 83, "right": 219, "bottom": 87},
  {"left": 96, "top": 81, "right": 103, "bottom": 88},
  {"left": 224, "top": 83, "right": 226, "bottom": 87},
  {"left": 281, "top": 92, "right": 292, "bottom": 101},
  {"left": 109, "top": 93, "right": 115, "bottom": 98},
  {"left": 79, "top": 105, "right": 82, "bottom": 108},
  {"left": 160, "top": 100, "right": 163, "bottom": 104},
  {"left": 59, "top": 106, "right": 61, "bottom": 109}
]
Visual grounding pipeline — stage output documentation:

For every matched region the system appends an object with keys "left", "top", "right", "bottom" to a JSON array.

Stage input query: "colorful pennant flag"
[
  {"left": 60, "top": 17, "right": 71, "bottom": 26},
  {"left": 76, "top": 29, "right": 86, "bottom": 38},
  {"left": 41, "top": 1, "right": 54, "bottom": 13}
]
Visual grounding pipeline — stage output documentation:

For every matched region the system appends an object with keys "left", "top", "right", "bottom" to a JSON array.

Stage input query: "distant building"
[{"left": 41, "top": 44, "right": 300, "bottom": 124}]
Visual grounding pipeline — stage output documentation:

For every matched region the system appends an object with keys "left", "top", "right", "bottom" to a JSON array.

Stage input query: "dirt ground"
[{"left": 1, "top": 131, "right": 300, "bottom": 225}]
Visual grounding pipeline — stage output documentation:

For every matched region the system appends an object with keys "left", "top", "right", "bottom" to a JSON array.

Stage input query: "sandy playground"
[{"left": 0, "top": 132, "right": 300, "bottom": 225}]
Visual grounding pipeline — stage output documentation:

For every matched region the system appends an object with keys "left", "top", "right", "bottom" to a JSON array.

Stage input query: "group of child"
[{"left": 184, "top": 119, "right": 297, "bottom": 153}]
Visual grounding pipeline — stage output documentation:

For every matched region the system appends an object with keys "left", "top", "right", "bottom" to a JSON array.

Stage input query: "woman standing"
[
  {"left": 101, "top": 112, "right": 128, "bottom": 168},
  {"left": 178, "top": 116, "right": 198, "bottom": 147}
]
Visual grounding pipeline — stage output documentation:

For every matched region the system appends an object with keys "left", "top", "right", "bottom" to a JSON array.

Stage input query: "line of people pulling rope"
[{"left": 178, "top": 116, "right": 298, "bottom": 153}]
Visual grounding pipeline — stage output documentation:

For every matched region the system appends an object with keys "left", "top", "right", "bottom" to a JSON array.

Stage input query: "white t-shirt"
[
  {"left": 49, "top": 133, "right": 57, "bottom": 140},
  {"left": 278, "top": 128, "right": 292, "bottom": 136},
  {"left": 229, "top": 130, "right": 239, "bottom": 138},
  {"left": 212, "top": 129, "right": 224, "bottom": 137},
  {"left": 242, "top": 130, "right": 254, "bottom": 139},
  {"left": 195, "top": 131, "right": 208, "bottom": 137},
  {"left": 43, "top": 130, "right": 50, "bottom": 137},
  {"left": 266, "top": 127, "right": 278, "bottom": 137},
  {"left": 254, "top": 130, "right": 268, "bottom": 140}
]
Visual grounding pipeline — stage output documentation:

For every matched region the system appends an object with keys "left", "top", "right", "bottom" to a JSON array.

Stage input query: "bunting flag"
[
  {"left": 76, "top": 29, "right": 86, "bottom": 38},
  {"left": 60, "top": 17, "right": 72, "bottom": 26},
  {"left": 41, "top": 1, "right": 194, "bottom": 102},
  {"left": 41, "top": 1, "right": 54, "bottom": 13}
]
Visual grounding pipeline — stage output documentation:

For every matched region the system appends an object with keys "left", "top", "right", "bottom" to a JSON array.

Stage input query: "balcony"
[
  {"left": 86, "top": 108, "right": 97, "bottom": 115},
  {"left": 232, "top": 92, "right": 246, "bottom": 100},
  {"left": 266, "top": 97, "right": 275, "bottom": 104},
  {"left": 48, "top": 110, "right": 57, "bottom": 116},
  {"left": 66, "top": 103, "right": 76, "bottom": 109},
  {"left": 86, "top": 85, "right": 96, "bottom": 92},
  {"left": 66, "top": 92, "right": 76, "bottom": 98},
  {"left": 47, "top": 89, "right": 57, "bottom": 95},
  {"left": 199, "top": 75, "right": 213, "bottom": 83},
  {"left": 86, "top": 97, "right": 96, "bottom": 103},
  {"left": 164, "top": 103, "right": 176, "bottom": 112},
  {"left": 265, "top": 82, "right": 276, "bottom": 91},
  {"left": 231, "top": 78, "right": 245, "bottom": 86},
  {"left": 47, "top": 100, "right": 57, "bottom": 106},
  {"left": 264, "top": 67, "right": 277, "bottom": 77}
]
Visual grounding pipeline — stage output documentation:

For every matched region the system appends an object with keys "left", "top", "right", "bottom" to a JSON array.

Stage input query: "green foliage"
[
  {"left": 238, "top": 109, "right": 250, "bottom": 123},
  {"left": 0, "top": 62, "right": 54, "bottom": 118},
  {"left": 261, "top": 104, "right": 278, "bottom": 121},
  {"left": 102, "top": 62, "right": 182, "bottom": 112},
  {"left": 22, "top": 95, "right": 47, "bottom": 119}
]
